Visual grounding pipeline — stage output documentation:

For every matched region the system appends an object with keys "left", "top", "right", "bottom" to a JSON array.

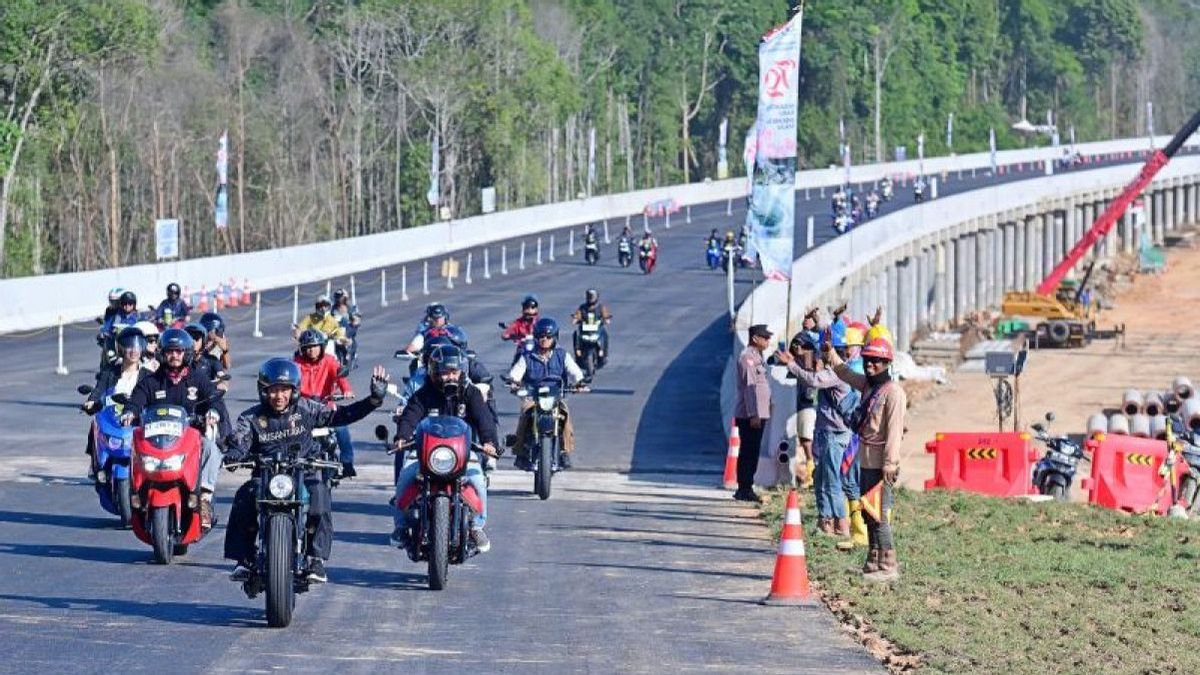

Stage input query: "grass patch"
[{"left": 760, "top": 487, "right": 1200, "bottom": 675}]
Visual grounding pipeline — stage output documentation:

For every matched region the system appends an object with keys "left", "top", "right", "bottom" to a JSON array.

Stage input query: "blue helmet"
[
  {"left": 257, "top": 357, "right": 302, "bottom": 407},
  {"left": 444, "top": 325, "right": 469, "bottom": 350},
  {"left": 829, "top": 319, "right": 848, "bottom": 349},
  {"left": 533, "top": 317, "right": 559, "bottom": 341},
  {"left": 159, "top": 328, "right": 195, "bottom": 366}
]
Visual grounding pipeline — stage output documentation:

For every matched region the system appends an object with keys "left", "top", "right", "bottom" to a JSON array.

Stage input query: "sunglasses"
[{"left": 145, "top": 336, "right": 159, "bottom": 343}]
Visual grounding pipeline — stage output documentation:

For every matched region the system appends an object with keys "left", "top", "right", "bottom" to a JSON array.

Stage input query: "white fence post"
[
  {"left": 806, "top": 215, "right": 815, "bottom": 250},
  {"left": 325, "top": 279, "right": 331, "bottom": 299},
  {"left": 568, "top": 230, "right": 575, "bottom": 256},
  {"left": 55, "top": 316, "right": 68, "bottom": 375},
  {"left": 519, "top": 241, "right": 526, "bottom": 270},
  {"left": 401, "top": 266, "right": 409, "bottom": 302},
  {"left": 292, "top": 286, "right": 299, "bottom": 326},
  {"left": 603, "top": 220, "right": 610, "bottom": 243},
  {"left": 642, "top": 212, "right": 648, "bottom": 231},
  {"left": 423, "top": 261, "right": 430, "bottom": 295},
  {"left": 548, "top": 235, "right": 556, "bottom": 261},
  {"left": 465, "top": 252, "right": 473, "bottom": 284},
  {"left": 727, "top": 198, "right": 733, "bottom": 215},
  {"left": 665, "top": 211, "right": 671, "bottom": 229},
  {"left": 349, "top": 275, "right": 357, "bottom": 305},
  {"left": 536, "top": 237, "right": 543, "bottom": 265},
  {"left": 380, "top": 270, "right": 389, "bottom": 307},
  {"left": 447, "top": 258, "right": 455, "bottom": 290},
  {"left": 502, "top": 245, "right": 509, "bottom": 275},
  {"left": 253, "top": 293, "right": 264, "bottom": 338},
  {"left": 484, "top": 248, "right": 491, "bottom": 279},
  {"left": 686, "top": 204, "right": 692, "bottom": 223}
]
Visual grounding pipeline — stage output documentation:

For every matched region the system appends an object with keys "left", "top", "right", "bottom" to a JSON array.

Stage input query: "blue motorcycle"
[
  {"left": 78, "top": 384, "right": 135, "bottom": 526},
  {"left": 705, "top": 241, "right": 721, "bottom": 270},
  {"left": 1031, "top": 412, "right": 1085, "bottom": 501}
]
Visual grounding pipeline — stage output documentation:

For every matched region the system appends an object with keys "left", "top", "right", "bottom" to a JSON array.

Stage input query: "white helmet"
[
  {"left": 107, "top": 287, "right": 126, "bottom": 303},
  {"left": 134, "top": 320, "right": 160, "bottom": 338}
]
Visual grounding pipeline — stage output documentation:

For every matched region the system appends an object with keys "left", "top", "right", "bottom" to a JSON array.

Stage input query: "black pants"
[
  {"left": 224, "top": 475, "right": 334, "bottom": 563},
  {"left": 734, "top": 417, "right": 765, "bottom": 492},
  {"left": 859, "top": 468, "right": 895, "bottom": 550}
]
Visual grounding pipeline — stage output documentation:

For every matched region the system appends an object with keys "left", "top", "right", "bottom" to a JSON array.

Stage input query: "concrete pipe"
[
  {"left": 1121, "top": 389, "right": 1143, "bottom": 416},
  {"left": 1150, "top": 415, "right": 1169, "bottom": 440},
  {"left": 1143, "top": 392, "right": 1164, "bottom": 417},
  {"left": 1086, "top": 413, "right": 1108, "bottom": 438},
  {"left": 1164, "top": 391, "right": 1183, "bottom": 415},
  {"left": 1174, "top": 376, "right": 1195, "bottom": 400},
  {"left": 1183, "top": 398, "right": 1200, "bottom": 432},
  {"left": 1129, "top": 413, "right": 1151, "bottom": 438},
  {"left": 1107, "top": 413, "right": 1130, "bottom": 436}
]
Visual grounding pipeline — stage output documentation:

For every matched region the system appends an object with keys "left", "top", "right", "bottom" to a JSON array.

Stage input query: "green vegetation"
[
  {"left": 761, "top": 487, "right": 1200, "bottom": 674},
  {"left": 0, "top": 1, "right": 1195, "bottom": 276}
]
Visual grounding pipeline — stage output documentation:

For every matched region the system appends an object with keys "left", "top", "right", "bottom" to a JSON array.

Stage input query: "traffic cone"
[
  {"left": 214, "top": 283, "right": 226, "bottom": 310},
  {"left": 197, "top": 285, "right": 210, "bottom": 312},
  {"left": 721, "top": 419, "right": 740, "bottom": 490},
  {"left": 242, "top": 278, "right": 253, "bottom": 304},
  {"left": 226, "top": 277, "right": 241, "bottom": 307},
  {"left": 761, "top": 489, "right": 814, "bottom": 606}
]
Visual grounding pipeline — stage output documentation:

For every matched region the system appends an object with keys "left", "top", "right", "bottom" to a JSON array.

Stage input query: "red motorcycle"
[
  {"left": 638, "top": 241, "right": 658, "bottom": 274},
  {"left": 375, "top": 416, "right": 486, "bottom": 590},
  {"left": 127, "top": 403, "right": 209, "bottom": 564}
]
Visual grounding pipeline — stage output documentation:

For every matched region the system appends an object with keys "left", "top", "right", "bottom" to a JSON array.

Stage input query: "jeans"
[
  {"left": 842, "top": 435, "right": 861, "bottom": 501},
  {"left": 813, "top": 428, "right": 852, "bottom": 518},
  {"left": 393, "top": 453, "right": 488, "bottom": 531},
  {"left": 334, "top": 426, "right": 354, "bottom": 465},
  {"left": 199, "top": 437, "right": 221, "bottom": 493}
]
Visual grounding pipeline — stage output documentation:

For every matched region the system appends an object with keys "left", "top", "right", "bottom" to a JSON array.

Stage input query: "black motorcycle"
[
  {"left": 506, "top": 380, "right": 588, "bottom": 500},
  {"left": 233, "top": 438, "right": 341, "bottom": 628},
  {"left": 617, "top": 237, "right": 633, "bottom": 267},
  {"left": 1031, "top": 412, "right": 1085, "bottom": 501},
  {"left": 584, "top": 237, "right": 599, "bottom": 265},
  {"left": 573, "top": 312, "right": 608, "bottom": 377}
]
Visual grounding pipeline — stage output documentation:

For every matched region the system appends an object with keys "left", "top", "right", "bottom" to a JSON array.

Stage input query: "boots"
[
  {"left": 861, "top": 548, "right": 880, "bottom": 574},
  {"left": 837, "top": 500, "right": 869, "bottom": 550},
  {"left": 817, "top": 518, "right": 836, "bottom": 537},
  {"left": 834, "top": 517, "right": 851, "bottom": 538},
  {"left": 863, "top": 549, "right": 899, "bottom": 582},
  {"left": 803, "top": 462, "right": 814, "bottom": 490}
]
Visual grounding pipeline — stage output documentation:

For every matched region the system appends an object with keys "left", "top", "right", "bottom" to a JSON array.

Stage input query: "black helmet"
[
  {"left": 585, "top": 288, "right": 598, "bottom": 304},
  {"left": 119, "top": 290, "right": 137, "bottom": 307},
  {"left": 116, "top": 326, "right": 147, "bottom": 356},
  {"left": 256, "top": 357, "right": 302, "bottom": 408},
  {"left": 182, "top": 323, "right": 206, "bottom": 344},
  {"left": 421, "top": 335, "right": 453, "bottom": 366},
  {"left": 298, "top": 328, "right": 326, "bottom": 352},
  {"left": 425, "top": 302, "right": 449, "bottom": 321},
  {"left": 199, "top": 312, "right": 225, "bottom": 336},
  {"left": 444, "top": 325, "right": 468, "bottom": 350},
  {"left": 533, "top": 317, "right": 559, "bottom": 343},
  {"left": 521, "top": 294, "right": 539, "bottom": 310},
  {"left": 159, "top": 328, "right": 194, "bottom": 365},
  {"left": 428, "top": 345, "right": 466, "bottom": 395},
  {"left": 333, "top": 288, "right": 348, "bottom": 305},
  {"left": 166, "top": 282, "right": 181, "bottom": 299}
]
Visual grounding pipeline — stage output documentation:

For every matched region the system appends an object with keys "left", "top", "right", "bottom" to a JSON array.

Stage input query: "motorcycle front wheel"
[
  {"left": 113, "top": 477, "right": 133, "bottom": 529},
  {"left": 429, "top": 494, "right": 450, "bottom": 590},
  {"left": 1048, "top": 483, "right": 1066, "bottom": 502},
  {"left": 535, "top": 441, "right": 554, "bottom": 501},
  {"left": 1181, "top": 476, "right": 1200, "bottom": 515},
  {"left": 150, "top": 506, "right": 174, "bottom": 565},
  {"left": 265, "top": 513, "right": 296, "bottom": 628}
]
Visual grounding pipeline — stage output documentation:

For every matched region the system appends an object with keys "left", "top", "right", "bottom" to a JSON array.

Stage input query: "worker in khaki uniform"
[
  {"left": 732, "top": 324, "right": 774, "bottom": 503},
  {"left": 825, "top": 336, "right": 906, "bottom": 582}
]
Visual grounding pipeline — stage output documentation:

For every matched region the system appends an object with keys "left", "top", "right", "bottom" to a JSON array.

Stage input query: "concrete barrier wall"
[
  {"left": 1, "top": 133, "right": 1193, "bottom": 332},
  {"left": 726, "top": 155, "right": 1200, "bottom": 486}
]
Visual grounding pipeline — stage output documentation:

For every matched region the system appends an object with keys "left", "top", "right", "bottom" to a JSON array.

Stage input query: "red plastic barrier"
[
  {"left": 1081, "top": 434, "right": 1187, "bottom": 514},
  {"left": 924, "top": 432, "right": 1039, "bottom": 497}
]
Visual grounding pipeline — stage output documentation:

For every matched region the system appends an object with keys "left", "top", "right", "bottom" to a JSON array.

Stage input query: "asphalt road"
[{"left": 0, "top": 152, "right": 1153, "bottom": 673}]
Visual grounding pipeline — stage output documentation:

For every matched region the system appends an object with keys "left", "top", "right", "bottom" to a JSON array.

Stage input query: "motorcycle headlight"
[
  {"left": 140, "top": 455, "right": 161, "bottom": 472},
  {"left": 268, "top": 475, "right": 295, "bottom": 499},
  {"left": 159, "top": 454, "right": 186, "bottom": 471},
  {"left": 428, "top": 446, "right": 458, "bottom": 476},
  {"left": 538, "top": 396, "right": 556, "bottom": 413},
  {"left": 1052, "top": 452, "right": 1077, "bottom": 466}
]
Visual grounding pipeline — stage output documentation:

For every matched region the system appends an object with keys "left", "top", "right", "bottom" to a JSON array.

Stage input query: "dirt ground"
[{"left": 899, "top": 240, "right": 1200, "bottom": 495}]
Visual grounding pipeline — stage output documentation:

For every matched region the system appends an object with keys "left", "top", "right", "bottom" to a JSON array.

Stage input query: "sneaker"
[
  {"left": 199, "top": 497, "right": 214, "bottom": 532},
  {"left": 305, "top": 557, "right": 327, "bottom": 583},
  {"left": 341, "top": 463, "right": 357, "bottom": 479},
  {"left": 229, "top": 562, "right": 253, "bottom": 581},
  {"left": 558, "top": 452, "right": 573, "bottom": 470},
  {"left": 389, "top": 526, "right": 409, "bottom": 549},
  {"left": 470, "top": 528, "right": 491, "bottom": 553}
]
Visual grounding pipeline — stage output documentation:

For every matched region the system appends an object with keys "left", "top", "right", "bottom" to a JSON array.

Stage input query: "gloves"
[
  {"left": 368, "top": 365, "right": 390, "bottom": 403},
  {"left": 223, "top": 448, "right": 249, "bottom": 466}
]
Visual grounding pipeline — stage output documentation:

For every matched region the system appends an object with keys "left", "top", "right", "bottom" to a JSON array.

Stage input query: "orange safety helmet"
[{"left": 861, "top": 338, "right": 895, "bottom": 361}]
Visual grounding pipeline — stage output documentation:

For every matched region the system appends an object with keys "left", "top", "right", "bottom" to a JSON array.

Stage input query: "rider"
[
  {"left": 199, "top": 311, "right": 231, "bottom": 371},
  {"left": 508, "top": 318, "right": 586, "bottom": 470},
  {"left": 571, "top": 288, "right": 612, "bottom": 367},
  {"left": 102, "top": 287, "right": 125, "bottom": 324},
  {"left": 133, "top": 320, "right": 161, "bottom": 371},
  {"left": 390, "top": 345, "right": 498, "bottom": 553},
  {"left": 294, "top": 295, "right": 346, "bottom": 348},
  {"left": 584, "top": 223, "right": 599, "bottom": 247},
  {"left": 706, "top": 228, "right": 720, "bottom": 249},
  {"left": 293, "top": 328, "right": 359, "bottom": 478},
  {"left": 124, "top": 328, "right": 231, "bottom": 532},
  {"left": 155, "top": 283, "right": 191, "bottom": 327},
  {"left": 639, "top": 232, "right": 659, "bottom": 271},
  {"left": 223, "top": 359, "right": 390, "bottom": 583},
  {"left": 401, "top": 302, "right": 450, "bottom": 356},
  {"left": 83, "top": 326, "right": 152, "bottom": 478},
  {"left": 331, "top": 288, "right": 361, "bottom": 368},
  {"left": 501, "top": 295, "right": 540, "bottom": 363}
]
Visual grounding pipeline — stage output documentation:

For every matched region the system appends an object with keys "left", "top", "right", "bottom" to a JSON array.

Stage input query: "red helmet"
[{"left": 861, "top": 338, "right": 894, "bottom": 361}]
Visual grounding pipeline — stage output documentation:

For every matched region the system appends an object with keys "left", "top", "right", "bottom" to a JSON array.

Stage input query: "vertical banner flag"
[
  {"left": 587, "top": 126, "right": 597, "bottom": 195},
  {"left": 215, "top": 131, "right": 228, "bottom": 230},
  {"left": 988, "top": 127, "right": 997, "bottom": 175},
  {"left": 946, "top": 112, "right": 954, "bottom": 150},
  {"left": 426, "top": 133, "right": 440, "bottom": 207},
  {"left": 745, "top": 10, "right": 803, "bottom": 281},
  {"left": 717, "top": 117, "right": 729, "bottom": 179}
]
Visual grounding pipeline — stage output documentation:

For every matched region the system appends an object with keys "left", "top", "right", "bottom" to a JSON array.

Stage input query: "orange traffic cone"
[
  {"left": 197, "top": 285, "right": 210, "bottom": 312},
  {"left": 721, "top": 419, "right": 740, "bottom": 490},
  {"left": 242, "top": 278, "right": 253, "bottom": 303},
  {"left": 226, "top": 277, "right": 241, "bottom": 307},
  {"left": 761, "top": 489, "right": 814, "bottom": 606},
  {"left": 214, "top": 283, "right": 226, "bottom": 310}
]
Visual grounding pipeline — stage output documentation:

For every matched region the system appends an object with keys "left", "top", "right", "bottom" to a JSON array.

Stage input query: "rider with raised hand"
[
  {"left": 571, "top": 288, "right": 613, "bottom": 367},
  {"left": 508, "top": 317, "right": 586, "bottom": 470},
  {"left": 155, "top": 283, "right": 191, "bottom": 328},
  {"left": 390, "top": 345, "right": 498, "bottom": 553},
  {"left": 123, "top": 328, "right": 231, "bottom": 533},
  {"left": 293, "top": 295, "right": 346, "bottom": 348},
  {"left": 223, "top": 359, "right": 390, "bottom": 583},
  {"left": 293, "top": 328, "right": 359, "bottom": 478},
  {"left": 83, "top": 326, "right": 153, "bottom": 477},
  {"left": 199, "top": 311, "right": 231, "bottom": 370}
]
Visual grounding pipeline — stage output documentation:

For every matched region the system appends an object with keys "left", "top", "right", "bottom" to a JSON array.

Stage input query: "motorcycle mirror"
[
  {"left": 374, "top": 425, "right": 389, "bottom": 442},
  {"left": 1031, "top": 422, "right": 1045, "bottom": 433},
  {"left": 77, "top": 384, "right": 93, "bottom": 395},
  {"left": 1045, "top": 412, "right": 1056, "bottom": 422},
  {"left": 110, "top": 393, "right": 130, "bottom": 406},
  {"left": 465, "top": 349, "right": 477, "bottom": 360}
]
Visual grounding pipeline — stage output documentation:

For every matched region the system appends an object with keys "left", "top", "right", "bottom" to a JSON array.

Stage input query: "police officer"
[
  {"left": 223, "top": 360, "right": 390, "bottom": 583},
  {"left": 732, "top": 324, "right": 773, "bottom": 502}
]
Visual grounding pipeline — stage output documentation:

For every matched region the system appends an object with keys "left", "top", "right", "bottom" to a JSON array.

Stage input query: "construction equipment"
[{"left": 1002, "top": 107, "right": 1200, "bottom": 347}]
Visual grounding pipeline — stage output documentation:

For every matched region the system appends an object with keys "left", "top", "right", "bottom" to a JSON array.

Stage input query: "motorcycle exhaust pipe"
[
  {"left": 1150, "top": 415, "right": 1169, "bottom": 441},
  {"left": 1129, "top": 413, "right": 1151, "bottom": 438},
  {"left": 1182, "top": 398, "right": 1200, "bottom": 433},
  {"left": 1121, "top": 389, "right": 1143, "bottom": 416},
  {"left": 1086, "top": 413, "right": 1108, "bottom": 438},
  {"left": 1143, "top": 392, "right": 1164, "bottom": 417},
  {"left": 1107, "top": 413, "right": 1130, "bottom": 436},
  {"left": 777, "top": 440, "right": 792, "bottom": 466},
  {"left": 1174, "top": 376, "right": 1195, "bottom": 400}
]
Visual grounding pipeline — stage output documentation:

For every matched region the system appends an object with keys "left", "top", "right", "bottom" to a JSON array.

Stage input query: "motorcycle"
[
  {"left": 880, "top": 179, "right": 893, "bottom": 202},
  {"left": 120, "top": 400, "right": 210, "bottom": 564},
  {"left": 78, "top": 384, "right": 134, "bottom": 527},
  {"left": 573, "top": 312, "right": 608, "bottom": 377},
  {"left": 638, "top": 242, "right": 657, "bottom": 274},
  {"left": 617, "top": 237, "right": 633, "bottom": 267},
  {"left": 374, "top": 417, "right": 487, "bottom": 590},
  {"left": 914, "top": 181, "right": 927, "bottom": 203},
  {"left": 506, "top": 380, "right": 588, "bottom": 500},
  {"left": 705, "top": 241, "right": 721, "bottom": 270},
  {"left": 228, "top": 435, "right": 342, "bottom": 627},
  {"left": 1031, "top": 412, "right": 1086, "bottom": 501},
  {"left": 497, "top": 322, "right": 536, "bottom": 365},
  {"left": 832, "top": 212, "right": 855, "bottom": 235},
  {"left": 584, "top": 237, "right": 600, "bottom": 265},
  {"left": 1171, "top": 417, "right": 1200, "bottom": 516}
]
